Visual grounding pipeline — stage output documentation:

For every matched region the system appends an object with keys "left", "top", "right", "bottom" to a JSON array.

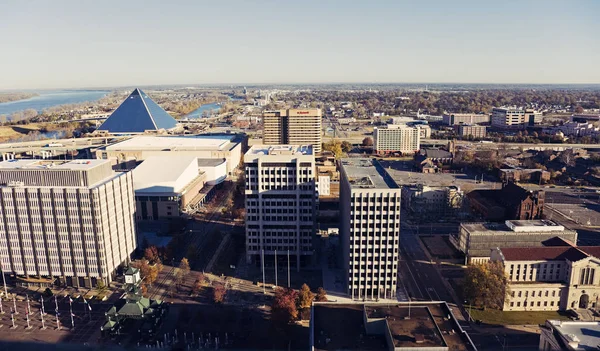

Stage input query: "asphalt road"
[{"left": 399, "top": 224, "right": 454, "bottom": 303}]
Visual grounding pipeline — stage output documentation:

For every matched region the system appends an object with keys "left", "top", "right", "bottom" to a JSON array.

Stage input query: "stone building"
[
  {"left": 491, "top": 239, "right": 600, "bottom": 312},
  {"left": 466, "top": 182, "right": 544, "bottom": 221},
  {"left": 454, "top": 220, "right": 578, "bottom": 263}
]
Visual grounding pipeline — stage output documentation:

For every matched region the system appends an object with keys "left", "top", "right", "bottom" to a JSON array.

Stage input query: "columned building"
[
  {"left": 244, "top": 145, "right": 316, "bottom": 269},
  {"left": 339, "top": 158, "right": 401, "bottom": 300},
  {"left": 0, "top": 159, "right": 136, "bottom": 288},
  {"left": 491, "top": 240, "right": 600, "bottom": 312}
]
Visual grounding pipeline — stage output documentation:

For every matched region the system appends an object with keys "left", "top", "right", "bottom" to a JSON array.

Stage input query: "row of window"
[{"left": 510, "top": 300, "right": 558, "bottom": 308}]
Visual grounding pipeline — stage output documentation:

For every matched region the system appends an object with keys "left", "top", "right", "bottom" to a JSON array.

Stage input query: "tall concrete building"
[
  {"left": 244, "top": 145, "right": 316, "bottom": 269},
  {"left": 491, "top": 107, "right": 542, "bottom": 129},
  {"left": 373, "top": 124, "right": 421, "bottom": 155},
  {"left": 0, "top": 159, "right": 136, "bottom": 287},
  {"left": 262, "top": 109, "right": 322, "bottom": 153},
  {"left": 339, "top": 158, "right": 401, "bottom": 300}
]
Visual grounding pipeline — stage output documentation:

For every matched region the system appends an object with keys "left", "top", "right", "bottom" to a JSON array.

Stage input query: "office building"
[
  {"left": 491, "top": 239, "right": 600, "bottom": 312},
  {"left": 401, "top": 184, "right": 463, "bottom": 216},
  {"left": 339, "top": 158, "right": 401, "bottom": 300},
  {"left": 416, "top": 124, "right": 432, "bottom": 139},
  {"left": 491, "top": 107, "right": 542, "bottom": 129},
  {"left": 95, "top": 134, "right": 244, "bottom": 175},
  {"left": 373, "top": 124, "right": 420, "bottom": 155},
  {"left": 0, "top": 159, "right": 136, "bottom": 288},
  {"left": 262, "top": 109, "right": 322, "bottom": 152},
  {"left": 244, "top": 145, "right": 316, "bottom": 268},
  {"left": 443, "top": 113, "right": 490, "bottom": 126},
  {"left": 456, "top": 124, "right": 487, "bottom": 138},
  {"left": 454, "top": 219, "right": 578, "bottom": 263},
  {"left": 540, "top": 320, "right": 600, "bottom": 350}
]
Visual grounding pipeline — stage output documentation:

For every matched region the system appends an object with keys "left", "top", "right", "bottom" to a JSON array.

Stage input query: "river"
[
  {"left": 0, "top": 90, "right": 109, "bottom": 116},
  {"left": 184, "top": 102, "right": 221, "bottom": 119}
]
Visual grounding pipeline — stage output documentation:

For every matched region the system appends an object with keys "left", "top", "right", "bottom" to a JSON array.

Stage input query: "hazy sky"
[{"left": 1, "top": 0, "right": 598, "bottom": 89}]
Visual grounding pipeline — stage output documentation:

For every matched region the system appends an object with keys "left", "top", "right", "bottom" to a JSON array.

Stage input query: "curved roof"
[{"left": 97, "top": 88, "right": 177, "bottom": 133}]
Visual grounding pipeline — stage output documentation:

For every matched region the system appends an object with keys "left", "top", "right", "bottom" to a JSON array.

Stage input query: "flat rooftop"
[
  {"left": 105, "top": 134, "right": 239, "bottom": 152},
  {"left": 132, "top": 156, "right": 201, "bottom": 194},
  {"left": 548, "top": 320, "right": 600, "bottom": 351},
  {"left": 246, "top": 144, "right": 313, "bottom": 156},
  {"left": 312, "top": 303, "right": 474, "bottom": 351},
  {"left": 0, "top": 159, "right": 109, "bottom": 170},
  {"left": 463, "top": 220, "right": 569, "bottom": 234},
  {"left": 340, "top": 158, "right": 398, "bottom": 189}
]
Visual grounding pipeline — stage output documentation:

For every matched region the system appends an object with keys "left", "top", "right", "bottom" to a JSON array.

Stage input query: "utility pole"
[
  {"left": 261, "top": 249, "right": 265, "bottom": 294},
  {"left": 287, "top": 250, "right": 291, "bottom": 287},
  {"left": 0, "top": 259, "right": 8, "bottom": 299},
  {"left": 274, "top": 250, "right": 278, "bottom": 287}
]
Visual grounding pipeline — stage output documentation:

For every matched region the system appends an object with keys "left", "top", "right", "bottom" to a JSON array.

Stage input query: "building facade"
[
  {"left": 401, "top": 185, "right": 463, "bottom": 216},
  {"left": 0, "top": 159, "right": 136, "bottom": 288},
  {"left": 373, "top": 124, "right": 421, "bottom": 155},
  {"left": 244, "top": 145, "right": 316, "bottom": 269},
  {"left": 95, "top": 134, "right": 244, "bottom": 176},
  {"left": 491, "top": 107, "right": 542, "bottom": 129},
  {"left": 443, "top": 113, "right": 490, "bottom": 125},
  {"left": 456, "top": 124, "right": 487, "bottom": 138},
  {"left": 262, "top": 109, "right": 322, "bottom": 153},
  {"left": 454, "top": 220, "right": 578, "bottom": 263},
  {"left": 491, "top": 243, "right": 600, "bottom": 312},
  {"left": 466, "top": 182, "right": 545, "bottom": 221},
  {"left": 339, "top": 158, "right": 401, "bottom": 300}
]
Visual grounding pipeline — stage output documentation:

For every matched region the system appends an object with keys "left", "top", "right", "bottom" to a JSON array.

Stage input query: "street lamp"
[{"left": 464, "top": 300, "right": 472, "bottom": 322}]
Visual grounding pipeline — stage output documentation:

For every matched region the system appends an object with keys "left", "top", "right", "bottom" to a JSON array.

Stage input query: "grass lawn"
[{"left": 468, "top": 306, "right": 571, "bottom": 325}]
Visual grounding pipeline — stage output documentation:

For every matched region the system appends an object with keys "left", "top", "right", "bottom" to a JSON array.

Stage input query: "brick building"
[{"left": 467, "top": 182, "right": 544, "bottom": 221}]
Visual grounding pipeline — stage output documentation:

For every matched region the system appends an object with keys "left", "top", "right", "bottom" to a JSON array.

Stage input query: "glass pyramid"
[{"left": 97, "top": 89, "right": 178, "bottom": 133}]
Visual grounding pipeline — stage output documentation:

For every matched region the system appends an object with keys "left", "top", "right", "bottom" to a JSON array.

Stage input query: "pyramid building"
[{"left": 97, "top": 88, "right": 178, "bottom": 134}]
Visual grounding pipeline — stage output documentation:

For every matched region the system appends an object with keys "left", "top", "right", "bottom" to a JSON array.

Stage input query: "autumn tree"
[
  {"left": 179, "top": 258, "right": 191, "bottom": 275},
  {"left": 322, "top": 140, "right": 343, "bottom": 159},
  {"left": 192, "top": 278, "right": 204, "bottom": 296},
  {"left": 341, "top": 141, "right": 353, "bottom": 153},
  {"left": 463, "top": 261, "right": 510, "bottom": 310},
  {"left": 315, "top": 287, "right": 328, "bottom": 302},
  {"left": 144, "top": 246, "right": 161, "bottom": 264},
  {"left": 362, "top": 137, "right": 374, "bottom": 147},
  {"left": 297, "top": 284, "right": 315, "bottom": 309},
  {"left": 133, "top": 259, "right": 159, "bottom": 286},
  {"left": 213, "top": 283, "right": 227, "bottom": 304},
  {"left": 271, "top": 288, "right": 299, "bottom": 324}
]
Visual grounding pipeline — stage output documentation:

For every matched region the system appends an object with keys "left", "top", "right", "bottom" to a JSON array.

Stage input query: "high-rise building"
[
  {"left": 442, "top": 113, "right": 490, "bottom": 125},
  {"left": 339, "top": 158, "right": 401, "bottom": 300},
  {"left": 456, "top": 124, "right": 487, "bottom": 138},
  {"left": 373, "top": 124, "right": 421, "bottom": 155},
  {"left": 244, "top": 145, "right": 316, "bottom": 269},
  {"left": 0, "top": 159, "right": 136, "bottom": 288},
  {"left": 491, "top": 107, "right": 542, "bottom": 129},
  {"left": 262, "top": 109, "right": 322, "bottom": 153}
]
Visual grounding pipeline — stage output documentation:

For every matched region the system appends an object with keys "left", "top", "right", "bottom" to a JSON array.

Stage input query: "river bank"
[
  {"left": 0, "top": 90, "right": 109, "bottom": 116},
  {"left": 0, "top": 92, "right": 39, "bottom": 104}
]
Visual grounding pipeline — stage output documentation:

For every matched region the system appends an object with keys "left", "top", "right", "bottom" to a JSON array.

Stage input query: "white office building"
[
  {"left": 0, "top": 159, "right": 136, "bottom": 288},
  {"left": 491, "top": 107, "right": 542, "bottom": 129},
  {"left": 244, "top": 145, "right": 316, "bottom": 269},
  {"left": 373, "top": 124, "right": 421, "bottom": 155},
  {"left": 339, "top": 158, "right": 401, "bottom": 300}
]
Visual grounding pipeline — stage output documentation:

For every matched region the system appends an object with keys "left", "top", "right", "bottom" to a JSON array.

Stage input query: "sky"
[{"left": 0, "top": 0, "right": 599, "bottom": 89}]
